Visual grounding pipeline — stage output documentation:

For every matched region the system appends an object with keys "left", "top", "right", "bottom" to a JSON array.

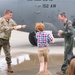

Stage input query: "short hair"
[
  {"left": 59, "top": 12, "right": 66, "bottom": 18},
  {"left": 4, "top": 10, "right": 12, "bottom": 15},
  {"left": 35, "top": 23, "right": 45, "bottom": 31}
]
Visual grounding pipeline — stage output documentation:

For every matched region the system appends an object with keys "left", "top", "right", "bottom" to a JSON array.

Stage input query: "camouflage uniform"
[
  {"left": 61, "top": 20, "right": 74, "bottom": 73},
  {"left": 0, "top": 17, "right": 17, "bottom": 64}
]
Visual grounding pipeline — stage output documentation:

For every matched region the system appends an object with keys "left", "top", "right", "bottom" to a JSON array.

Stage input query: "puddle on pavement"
[{"left": 0, "top": 54, "right": 64, "bottom": 75}]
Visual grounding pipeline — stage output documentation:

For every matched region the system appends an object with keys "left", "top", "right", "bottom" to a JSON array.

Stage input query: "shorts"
[{"left": 38, "top": 47, "right": 49, "bottom": 63}]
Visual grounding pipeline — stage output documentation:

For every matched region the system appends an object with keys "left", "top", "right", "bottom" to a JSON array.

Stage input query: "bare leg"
[
  {"left": 39, "top": 62, "right": 44, "bottom": 72},
  {"left": 44, "top": 62, "right": 47, "bottom": 71}
]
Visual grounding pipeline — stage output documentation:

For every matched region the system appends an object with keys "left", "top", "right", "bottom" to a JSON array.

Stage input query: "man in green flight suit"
[
  {"left": 57, "top": 12, "right": 74, "bottom": 75},
  {"left": 0, "top": 10, "right": 26, "bottom": 73}
]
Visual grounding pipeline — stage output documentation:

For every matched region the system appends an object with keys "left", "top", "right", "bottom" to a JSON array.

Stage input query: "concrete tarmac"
[{"left": 0, "top": 30, "right": 75, "bottom": 75}]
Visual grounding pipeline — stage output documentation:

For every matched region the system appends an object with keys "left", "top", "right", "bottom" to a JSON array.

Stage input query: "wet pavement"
[
  {"left": 0, "top": 30, "right": 75, "bottom": 75},
  {"left": 0, "top": 53, "right": 63, "bottom": 75}
]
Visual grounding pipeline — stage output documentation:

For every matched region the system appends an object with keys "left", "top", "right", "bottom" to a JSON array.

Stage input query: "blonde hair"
[
  {"left": 67, "top": 58, "right": 75, "bottom": 75},
  {"left": 35, "top": 23, "right": 45, "bottom": 31}
]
